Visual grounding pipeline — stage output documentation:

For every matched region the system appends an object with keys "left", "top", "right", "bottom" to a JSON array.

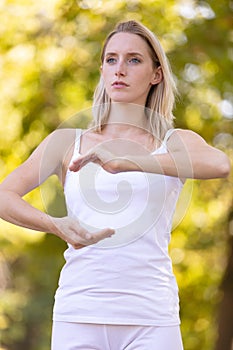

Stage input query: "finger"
[
  {"left": 73, "top": 226, "right": 94, "bottom": 242},
  {"left": 68, "top": 228, "right": 115, "bottom": 248},
  {"left": 69, "top": 157, "right": 86, "bottom": 171},
  {"left": 78, "top": 151, "right": 98, "bottom": 163},
  {"left": 72, "top": 242, "right": 86, "bottom": 250},
  {"left": 91, "top": 228, "right": 115, "bottom": 243},
  {"left": 66, "top": 232, "right": 92, "bottom": 247},
  {"left": 69, "top": 153, "right": 97, "bottom": 172}
]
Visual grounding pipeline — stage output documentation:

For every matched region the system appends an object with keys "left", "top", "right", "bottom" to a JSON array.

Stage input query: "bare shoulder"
[
  {"left": 43, "top": 128, "right": 77, "bottom": 155},
  {"left": 169, "top": 128, "right": 206, "bottom": 141},
  {"left": 27, "top": 128, "right": 78, "bottom": 174},
  {"left": 48, "top": 128, "right": 76, "bottom": 145},
  {"left": 49, "top": 127, "right": 82, "bottom": 163},
  {"left": 167, "top": 128, "right": 207, "bottom": 151}
]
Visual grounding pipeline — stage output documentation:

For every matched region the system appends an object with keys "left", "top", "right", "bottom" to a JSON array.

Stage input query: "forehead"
[{"left": 105, "top": 32, "right": 151, "bottom": 55}]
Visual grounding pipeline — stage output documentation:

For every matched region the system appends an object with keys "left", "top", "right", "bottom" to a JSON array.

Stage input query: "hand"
[
  {"left": 69, "top": 146, "right": 120, "bottom": 174},
  {"left": 52, "top": 216, "right": 115, "bottom": 249}
]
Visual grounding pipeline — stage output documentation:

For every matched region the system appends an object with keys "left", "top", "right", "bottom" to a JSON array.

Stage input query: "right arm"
[{"left": 0, "top": 129, "right": 114, "bottom": 248}]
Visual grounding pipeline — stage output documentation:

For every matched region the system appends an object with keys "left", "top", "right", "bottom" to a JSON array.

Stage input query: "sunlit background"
[{"left": 0, "top": 0, "right": 232, "bottom": 349}]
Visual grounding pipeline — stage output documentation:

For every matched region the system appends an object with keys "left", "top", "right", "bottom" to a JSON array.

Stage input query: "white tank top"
[{"left": 53, "top": 129, "right": 183, "bottom": 326}]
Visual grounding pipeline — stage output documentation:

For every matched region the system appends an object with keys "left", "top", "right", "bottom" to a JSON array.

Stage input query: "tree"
[
  {"left": 215, "top": 208, "right": 233, "bottom": 350},
  {"left": 0, "top": 1, "right": 232, "bottom": 349}
]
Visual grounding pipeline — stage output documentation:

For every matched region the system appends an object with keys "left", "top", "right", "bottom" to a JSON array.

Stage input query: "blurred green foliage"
[{"left": 0, "top": 0, "right": 232, "bottom": 349}]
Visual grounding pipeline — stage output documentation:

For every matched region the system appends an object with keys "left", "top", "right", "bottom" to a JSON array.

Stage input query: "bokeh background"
[{"left": 0, "top": 0, "right": 232, "bottom": 349}]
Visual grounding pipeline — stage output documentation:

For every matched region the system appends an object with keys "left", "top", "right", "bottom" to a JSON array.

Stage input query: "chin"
[{"left": 110, "top": 96, "right": 141, "bottom": 105}]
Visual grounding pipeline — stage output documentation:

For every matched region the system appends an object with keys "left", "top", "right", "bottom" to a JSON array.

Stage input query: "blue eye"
[
  {"left": 129, "top": 58, "right": 141, "bottom": 64},
  {"left": 106, "top": 57, "right": 116, "bottom": 64}
]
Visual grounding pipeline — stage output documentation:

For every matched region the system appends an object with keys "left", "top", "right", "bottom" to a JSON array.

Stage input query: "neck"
[{"left": 106, "top": 103, "right": 149, "bottom": 131}]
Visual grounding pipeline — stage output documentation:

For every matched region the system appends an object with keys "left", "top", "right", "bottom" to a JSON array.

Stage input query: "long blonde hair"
[{"left": 91, "top": 20, "right": 177, "bottom": 141}]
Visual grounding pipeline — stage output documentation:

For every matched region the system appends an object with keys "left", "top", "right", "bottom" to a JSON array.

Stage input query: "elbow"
[
  {"left": 196, "top": 154, "right": 231, "bottom": 179},
  {"left": 217, "top": 156, "right": 231, "bottom": 178}
]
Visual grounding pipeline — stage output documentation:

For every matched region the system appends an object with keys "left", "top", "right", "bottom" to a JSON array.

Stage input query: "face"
[{"left": 101, "top": 32, "right": 162, "bottom": 106}]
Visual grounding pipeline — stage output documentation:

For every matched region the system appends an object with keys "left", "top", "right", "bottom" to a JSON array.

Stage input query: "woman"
[{"left": 0, "top": 20, "right": 230, "bottom": 349}]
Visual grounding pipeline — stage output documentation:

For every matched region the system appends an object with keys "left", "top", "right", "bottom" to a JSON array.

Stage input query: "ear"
[
  {"left": 151, "top": 66, "right": 163, "bottom": 85},
  {"left": 100, "top": 65, "right": 103, "bottom": 73}
]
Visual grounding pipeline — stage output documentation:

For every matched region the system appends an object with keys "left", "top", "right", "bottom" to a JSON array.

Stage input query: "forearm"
[
  {"left": 0, "top": 190, "right": 56, "bottom": 233},
  {"left": 0, "top": 190, "right": 115, "bottom": 248},
  {"left": 118, "top": 153, "right": 186, "bottom": 177},
  {"left": 119, "top": 150, "right": 230, "bottom": 179}
]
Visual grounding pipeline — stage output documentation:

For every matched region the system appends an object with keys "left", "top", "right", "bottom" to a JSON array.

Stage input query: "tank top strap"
[
  {"left": 162, "top": 128, "right": 180, "bottom": 145},
  {"left": 74, "top": 129, "right": 82, "bottom": 153}
]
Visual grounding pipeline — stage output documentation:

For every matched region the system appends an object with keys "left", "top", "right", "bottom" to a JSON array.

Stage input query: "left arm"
[
  {"left": 69, "top": 129, "right": 231, "bottom": 180},
  {"left": 120, "top": 129, "right": 231, "bottom": 179}
]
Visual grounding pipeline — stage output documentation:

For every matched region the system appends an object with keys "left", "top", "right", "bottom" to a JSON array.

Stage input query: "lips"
[{"left": 112, "top": 81, "right": 129, "bottom": 88}]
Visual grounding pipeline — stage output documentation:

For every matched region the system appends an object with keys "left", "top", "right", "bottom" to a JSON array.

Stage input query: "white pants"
[{"left": 51, "top": 322, "right": 184, "bottom": 350}]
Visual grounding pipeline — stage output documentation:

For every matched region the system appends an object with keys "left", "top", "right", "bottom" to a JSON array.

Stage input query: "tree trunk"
[{"left": 215, "top": 210, "right": 233, "bottom": 350}]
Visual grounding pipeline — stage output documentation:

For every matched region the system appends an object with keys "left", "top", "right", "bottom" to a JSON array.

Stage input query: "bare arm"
[
  {"left": 0, "top": 129, "right": 114, "bottom": 248},
  {"left": 69, "top": 129, "right": 231, "bottom": 180},
  {"left": 121, "top": 129, "right": 231, "bottom": 179},
  {"left": 0, "top": 129, "right": 66, "bottom": 230}
]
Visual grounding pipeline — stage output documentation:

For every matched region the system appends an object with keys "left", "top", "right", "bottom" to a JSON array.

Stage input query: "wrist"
[
  {"left": 118, "top": 156, "right": 140, "bottom": 172},
  {"left": 45, "top": 215, "right": 62, "bottom": 235}
]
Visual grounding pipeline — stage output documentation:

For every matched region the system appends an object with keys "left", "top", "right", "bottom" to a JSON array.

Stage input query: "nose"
[{"left": 115, "top": 59, "right": 126, "bottom": 77}]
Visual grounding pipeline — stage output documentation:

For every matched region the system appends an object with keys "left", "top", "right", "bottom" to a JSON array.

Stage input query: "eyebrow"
[{"left": 104, "top": 51, "right": 144, "bottom": 57}]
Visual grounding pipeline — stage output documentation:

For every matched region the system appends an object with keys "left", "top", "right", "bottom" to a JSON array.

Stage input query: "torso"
[
  {"left": 53, "top": 127, "right": 183, "bottom": 326},
  {"left": 61, "top": 126, "right": 160, "bottom": 185}
]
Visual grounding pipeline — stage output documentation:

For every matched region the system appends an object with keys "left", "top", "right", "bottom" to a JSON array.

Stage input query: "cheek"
[
  {"left": 136, "top": 74, "right": 153, "bottom": 90},
  {"left": 135, "top": 67, "right": 153, "bottom": 82},
  {"left": 101, "top": 74, "right": 112, "bottom": 97},
  {"left": 101, "top": 69, "right": 112, "bottom": 87}
]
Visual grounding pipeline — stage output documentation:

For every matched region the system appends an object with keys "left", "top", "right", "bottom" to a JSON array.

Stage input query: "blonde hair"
[{"left": 91, "top": 20, "right": 177, "bottom": 141}]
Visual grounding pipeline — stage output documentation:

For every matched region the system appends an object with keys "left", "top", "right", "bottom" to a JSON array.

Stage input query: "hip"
[{"left": 51, "top": 322, "right": 184, "bottom": 350}]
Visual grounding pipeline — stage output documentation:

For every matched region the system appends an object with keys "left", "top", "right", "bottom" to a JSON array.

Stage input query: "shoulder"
[
  {"left": 35, "top": 128, "right": 83, "bottom": 163},
  {"left": 167, "top": 128, "right": 205, "bottom": 140},
  {"left": 166, "top": 128, "right": 207, "bottom": 150},
  {"left": 49, "top": 128, "right": 77, "bottom": 141},
  {"left": 43, "top": 129, "right": 84, "bottom": 178},
  {"left": 45, "top": 128, "right": 81, "bottom": 151}
]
